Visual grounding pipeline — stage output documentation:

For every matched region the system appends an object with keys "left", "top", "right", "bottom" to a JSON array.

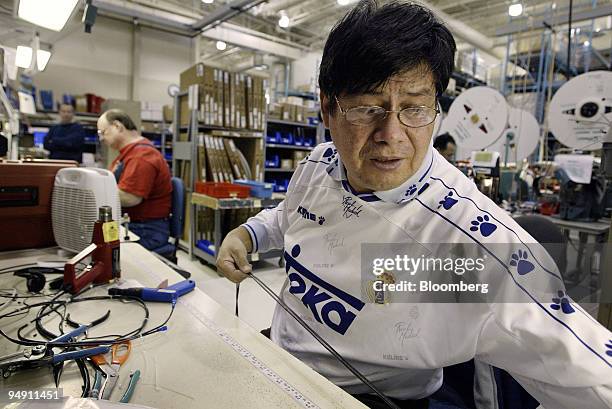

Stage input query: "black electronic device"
[
  {"left": 82, "top": 1, "right": 98, "bottom": 33},
  {"left": 555, "top": 167, "right": 608, "bottom": 222}
]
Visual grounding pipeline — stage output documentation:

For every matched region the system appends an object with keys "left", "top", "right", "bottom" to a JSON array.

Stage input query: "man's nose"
[{"left": 372, "top": 112, "right": 405, "bottom": 143}]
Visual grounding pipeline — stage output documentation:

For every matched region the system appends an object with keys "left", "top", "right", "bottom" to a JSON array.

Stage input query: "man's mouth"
[{"left": 370, "top": 157, "right": 403, "bottom": 170}]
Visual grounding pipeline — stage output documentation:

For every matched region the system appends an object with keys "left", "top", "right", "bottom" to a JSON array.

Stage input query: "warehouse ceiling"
[{"left": 0, "top": 0, "right": 611, "bottom": 74}]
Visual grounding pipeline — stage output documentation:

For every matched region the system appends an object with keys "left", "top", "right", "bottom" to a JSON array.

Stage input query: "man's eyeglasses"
[
  {"left": 97, "top": 128, "right": 108, "bottom": 138},
  {"left": 335, "top": 97, "right": 439, "bottom": 128}
]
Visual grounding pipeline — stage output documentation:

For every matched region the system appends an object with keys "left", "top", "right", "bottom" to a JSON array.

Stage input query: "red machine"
[
  {"left": 0, "top": 159, "right": 77, "bottom": 251},
  {"left": 63, "top": 206, "right": 121, "bottom": 294}
]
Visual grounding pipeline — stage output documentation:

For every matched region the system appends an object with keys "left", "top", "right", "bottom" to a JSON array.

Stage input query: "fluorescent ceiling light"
[
  {"left": 584, "top": 40, "right": 590, "bottom": 46},
  {"left": 15, "top": 46, "right": 33, "bottom": 69},
  {"left": 18, "top": 0, "right": 79, "bottom": 31},
  {"left": 37, "top": 49, "right": 51, "bottom": 71},
  {"left": 216, "top": 40, "right": 227, "bottom": 51},
  {"left": 202, "top": 0, "right": 214, "bottom": 3},
  {"left": 278, "top": 14, "right": 290, "bottom": 28},
  {"left": 337, "top": 0, "right": 350, "bottom": 5},
  {"left": 508, "top": 3, "right": 523, "bottom": 17}
]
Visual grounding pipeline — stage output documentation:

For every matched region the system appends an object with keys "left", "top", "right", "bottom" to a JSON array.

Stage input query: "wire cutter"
[
  {"left": 0, "top": 325, "right": 109, "bottom": 381},
  {"left": 91, "top": 340, "right": 136, "bottom": 400}
]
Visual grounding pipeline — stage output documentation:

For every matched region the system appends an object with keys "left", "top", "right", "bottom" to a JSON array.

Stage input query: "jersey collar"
[{"left": 326, "top": 145, "right": 434, "bottom": 204}]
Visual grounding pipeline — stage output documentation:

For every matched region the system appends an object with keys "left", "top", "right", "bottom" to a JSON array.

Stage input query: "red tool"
[{"left": 63, "top": 206, "right": 120, "bottom": 294}]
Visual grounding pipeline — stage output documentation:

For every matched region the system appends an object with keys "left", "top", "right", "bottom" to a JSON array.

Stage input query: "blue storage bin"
[
  {"left": 234, "top": 179, "right": 274, "bottom": 199},
  {"left": 40, "top": 90, "right": 54, "bottom": 110},
  {"left": 294, "top": 134, "right": 304, "bottom": 146},
  {"left": 280, "top": 131, "right": 294, "bottom": 145},
  {"left": 265, "top": 154, "right": 280, "bottom": 168},
  {"left": 196, "top": 240, "right": 216, "bottom": 256},
  {"left": 307, "top": 117, "right": 320, "bottom": 126}
]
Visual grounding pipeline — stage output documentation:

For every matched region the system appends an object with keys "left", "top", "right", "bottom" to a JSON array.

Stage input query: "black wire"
[
  {"left": 28, "top": 296, "right": 150, "bottom": 346},
  {"left": 77, "top": 358, "right": 91, "bottom": 397},
  {"left": 7, "top": 296, "right": 169, "bottom": 348},
  {"left": 248, "top": 273, "right": 401, "bottom": 409},
  {"left": 235, "top": 283, "right": 240, "bottom": 317}
]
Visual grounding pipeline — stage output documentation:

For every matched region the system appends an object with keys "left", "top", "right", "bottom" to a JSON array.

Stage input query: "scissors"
[{"left": 91, "top": 341, "right": 132, "bottom": 400}]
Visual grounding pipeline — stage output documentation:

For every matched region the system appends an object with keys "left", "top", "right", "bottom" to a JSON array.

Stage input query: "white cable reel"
[{"left": 548, "top": 70, "right": 612, "bottom": 151}]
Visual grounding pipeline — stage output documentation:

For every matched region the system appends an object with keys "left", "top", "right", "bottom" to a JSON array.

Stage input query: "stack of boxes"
[
  {"left": 141, "top": 101, "right": 164, "bottom": 121},
  {"left": 179, "top": 63, "right": 266, "bottom": 130},
  {"left": 268, "top": 96, "right": 320, "bottom": 125}
]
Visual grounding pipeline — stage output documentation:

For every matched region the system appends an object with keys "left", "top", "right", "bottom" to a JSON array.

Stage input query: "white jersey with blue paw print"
[{"left": 243, "top": 142, "right": 612, "bottom": 408}]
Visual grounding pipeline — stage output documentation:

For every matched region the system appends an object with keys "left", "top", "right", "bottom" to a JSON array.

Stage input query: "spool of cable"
[
  {"left": 440, "top": 86, "right": 509, "bottom": 159},
  {"left": 548, "top": 70, "right": 612, "bottom": 151},
  {"left": 488, "top": 107, "right": 540, "bottom": 164}
]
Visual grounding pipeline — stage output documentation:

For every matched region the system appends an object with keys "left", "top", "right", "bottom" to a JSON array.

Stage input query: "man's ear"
[{"left": 320, "top": 91, "right": 331, "bottom": 128}]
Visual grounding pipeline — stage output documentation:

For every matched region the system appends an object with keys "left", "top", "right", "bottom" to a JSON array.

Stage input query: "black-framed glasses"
[{"left": 335, "top": 96, "right": 439, "bottom": 128}]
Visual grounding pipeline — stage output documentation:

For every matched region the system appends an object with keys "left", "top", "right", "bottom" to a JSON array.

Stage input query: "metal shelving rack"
[
  {"left": 190, "top": 193, "right": 283, "bottom": 264},
  {"left": 264, "top": 117, "right": 321, "bottom": 191},
  {"left": 173, "top": 85, "right": 283, "bottom": 265}
]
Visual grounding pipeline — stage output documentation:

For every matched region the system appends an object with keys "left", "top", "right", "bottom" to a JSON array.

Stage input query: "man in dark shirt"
[
  {"left": 433, "top": 132, "right": 456, "bottom": 163},
  {"left": 44, "top": 103, "right": 85, "bottom": 163}
]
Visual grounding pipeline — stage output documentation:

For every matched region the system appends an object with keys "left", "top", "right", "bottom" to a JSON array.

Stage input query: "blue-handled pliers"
[{"left": 0, "top": 325, "right": 110, "bottom": 382}]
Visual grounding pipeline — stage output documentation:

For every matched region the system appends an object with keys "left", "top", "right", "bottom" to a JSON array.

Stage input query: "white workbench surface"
[{"left": 0, "top": 243, "right": 365, "bottom": 409}]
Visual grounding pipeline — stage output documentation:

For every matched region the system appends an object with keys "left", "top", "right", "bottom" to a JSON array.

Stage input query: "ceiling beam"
[
  {"left": 191, "top": 0, "right": 268, "bottom": 31},
  {"left": 201, "top": 23, "right": 304, "bottom": 59},
  {"left": 496, "top": 4, "right": 612, "bottom": 36}
]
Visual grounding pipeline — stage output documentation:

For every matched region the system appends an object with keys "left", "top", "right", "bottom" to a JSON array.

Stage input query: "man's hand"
[{"left": 216, "top": 226, "right": 253, "bottom": 283}]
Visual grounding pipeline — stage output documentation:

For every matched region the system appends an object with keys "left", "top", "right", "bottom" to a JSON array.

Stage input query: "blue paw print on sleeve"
[
  {"left": 509, "top": 249, "right": 535, "bottom": 275},
  {"left": 437, "top": 191, "right": 458, "bottom": 210},
  {"left": 550, "top": 291, "right": 575, "bottom": 314},
  {"left": 404, "top": 184, "right": 418, "bottom": 197},
  {"left": 469, "top": 215, "right": 497, "bottom": 237},
  {"left": 606, "top": 340, "right": 612, "bottom": 357},
  {"left": 323, "top": 148, "right": 337, "bottom": 163}
]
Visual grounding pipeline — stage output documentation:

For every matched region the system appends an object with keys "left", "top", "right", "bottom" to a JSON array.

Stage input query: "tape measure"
[{"left": 179, "top": 292, "right": 320, "bottom": 409}]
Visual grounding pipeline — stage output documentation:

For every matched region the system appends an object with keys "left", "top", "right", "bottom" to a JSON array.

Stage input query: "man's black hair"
[
  {"left": 433, "top": 132, "right": 456, "bottom": 150},
  {"left": 319, "top": 0, "right": 456, "bottom": 111},
  {"left": 104, "top": 109, "right": 138, "bottom": 131}
]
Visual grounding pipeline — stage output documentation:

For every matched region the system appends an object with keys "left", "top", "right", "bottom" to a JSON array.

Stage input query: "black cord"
[
  {"left": 248, "top": 273, "right": 401, "bottom": 409},
  {"left": 235, "top": 283, "right": 240, "bottom": 317},
  {"left": 77, "top": 358, "right": 91, "bottom": 397}
]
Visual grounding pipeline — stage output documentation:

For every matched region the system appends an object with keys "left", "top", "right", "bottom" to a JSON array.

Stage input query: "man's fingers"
[
  {"left": 218, "top": 259, "right": 248, "bottom": 283},
  {"left": 232, "top": 249, "right": 252, "bottom": 274}
]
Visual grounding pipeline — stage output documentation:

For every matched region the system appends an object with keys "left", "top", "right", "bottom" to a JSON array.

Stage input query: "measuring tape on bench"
[{"left": 179, "top": 292, "right": 319, "bottom": 409}]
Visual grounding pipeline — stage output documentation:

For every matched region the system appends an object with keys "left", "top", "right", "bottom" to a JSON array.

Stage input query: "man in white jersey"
[{"left": 217, "top": 1, "right": 612, "bottom": 408}]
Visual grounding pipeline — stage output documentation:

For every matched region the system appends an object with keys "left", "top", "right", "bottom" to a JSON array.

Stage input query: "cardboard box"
[
  {"left": 180, "top": 63, "right": 207, "bottom": 90},
  {"left": 214, "top": 136, "right": 233, "bottom": 182},
  {"left": 163, "top": 105, "right": 173, "bottom": 122},
  {"left": 292, "top": 150, "right": 308, "bottom": 162},
  {"left": 204, "top": 134, "right": 221, "bottom": 183},
  {"left": 280, "top": 159, "right": 293, "bottom": 170},
  {"left": 223, "top": 138, "right": 249, "bottom": 180}
]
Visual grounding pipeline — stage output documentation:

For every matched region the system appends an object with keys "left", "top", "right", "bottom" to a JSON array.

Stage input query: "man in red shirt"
[{"left": 97, "top": 109, "right": 172, "bottom": 251}]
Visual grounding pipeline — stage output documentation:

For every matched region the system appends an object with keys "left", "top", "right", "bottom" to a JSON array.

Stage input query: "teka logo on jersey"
[
  {"left": 284, "top": 244, "right": 364, "bottom": 335},
  {"left": 297, "top": 206, "right": 325, "bottom": 225}
]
